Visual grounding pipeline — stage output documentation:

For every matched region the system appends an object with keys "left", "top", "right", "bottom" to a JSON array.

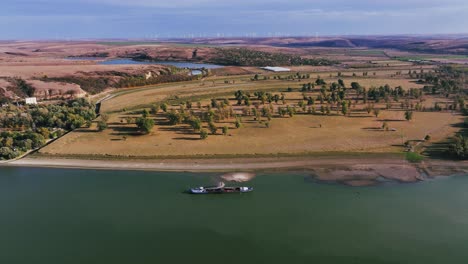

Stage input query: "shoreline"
[{"left": 3, "top": 155, "right": 468, "bottom": 186}]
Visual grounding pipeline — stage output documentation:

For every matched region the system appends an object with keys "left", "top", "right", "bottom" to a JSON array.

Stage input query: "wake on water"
[{"left": 219, "top": 172, "right": 256, "bottom": 183}]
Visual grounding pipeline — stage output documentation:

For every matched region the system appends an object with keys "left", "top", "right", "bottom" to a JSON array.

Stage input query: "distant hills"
[{"left": 167, "top": 36, "right": 468, "bottom": 55}]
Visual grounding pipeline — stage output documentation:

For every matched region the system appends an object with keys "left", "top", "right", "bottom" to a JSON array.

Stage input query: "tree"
[
  {"left": 222, "top": 126, "right": 229, "bottom": 136},
  {"left": 341, "top": 101, "right": 348, "bottom": 116},
  {"left": 235, "top": 119, "right": 242, "bottom": 129},
  {"left": 150, "top": 104, "right": 159, "bottom": 115},
  {"left": 404, "top": 111, "right": 413, "bottom": 121},
  {"left": 166, "top": 111, "right": 183, "bottom": 125},
  {"left": 188, "top": 117, "right": 202, "bottom": 131},
  {"left": 28, "top": 133, "right": 45, "bottom": 149},
  {"left": 338, "top": 79, "right": 345, "bottom": 88},
  {"left": 3, "top": 137, "right": 13, "bottom": 148},
  {"left": 382, "top": 121, "right": 389, "bottom": 131},
  {"left": 450, "top": 134, "right": 468, "bottom": 159},
  {"left": 97, "top": 121, "right": 107, "bottom": 131},
  {"left": 161, "top": 103, "right": 168, "bottom": 112},
  {"left": 0, "top": 147, "right": 15, "bottom": 160},
  {"left": 208, "top": 122, "right": 218, "bottom": 134},
  {"left": 200, "top": 129, "right": 208, "bottom": 139},
  {"left": 351, "top": 82, "right": 361, "bottom": 90},
  {"left": 36, "top": 127, "right": 50, "bottom": 139},
  {"left": 373, "top": 108, "right": 381, "bottom": 118},
  {"left": 315, "top": 77, "right": 326, "bottom": 85},
  {"left": 365, "top": 104, "right": 373, "bottom": 115},
  {"left": 136, "top": 117, "right": 155, "bottom": 134},
  {"left": 211, "top": 99, "right": 218, "bottom": 108}
]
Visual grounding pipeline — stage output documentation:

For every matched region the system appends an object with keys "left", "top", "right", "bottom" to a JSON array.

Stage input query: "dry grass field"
[
  {"left": 40, "top": 67, "right": 463, "bottom": 158},
  {"left": 40, "top": 109, "right": 461, "bottom": 157}
]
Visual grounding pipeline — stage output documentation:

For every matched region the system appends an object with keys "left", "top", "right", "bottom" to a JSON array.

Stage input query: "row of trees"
[{"left": 209, "top": 48, "right": 337, "bottom": 67}]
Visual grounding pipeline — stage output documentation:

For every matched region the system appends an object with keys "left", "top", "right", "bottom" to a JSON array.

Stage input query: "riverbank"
[{"left": 4, "top": 155, "right": 468, "bottom": 186}]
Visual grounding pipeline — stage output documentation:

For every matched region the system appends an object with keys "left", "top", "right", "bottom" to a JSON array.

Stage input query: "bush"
[
  {"left": 235, "top": 119, "right": 242, "bottom": 129},
  {"left": 450, "top": 134, "right": 468, "bottom": 159},
  {"left": 136, "top": 117, "right": 155, "bottom": 134},
  {"left": 406, "top": 152, "right": 424, "bottom": 163},
  {"left": 208, "top": 122, "right": 217, "bottom": 134},
  {"left": 200, "top": 129, "right": 208, "bottom": 139},
  {"left": 97, "top": 121, "right": 108, "bottom": 131}
]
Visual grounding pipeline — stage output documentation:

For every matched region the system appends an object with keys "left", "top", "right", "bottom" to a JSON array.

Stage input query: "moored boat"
[{"left": 189, "top": 182, "right": 253, "bottom": 194}]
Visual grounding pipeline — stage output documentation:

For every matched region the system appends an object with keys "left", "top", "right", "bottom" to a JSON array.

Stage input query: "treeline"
[
  {"left": 116, "top": 74, "right": 197, "bottom": 89},
  {"left": 208, "top": 48, "right": 337, "bottom": 67},
  {"left": 420, "top": 65, "right": 467, "bottom": 95},
  {"left": 41, "top": 72, "right": 199, "bottom": 94},
  {"left": 0, "top": 98, "right": 95, "bottom": 160}
]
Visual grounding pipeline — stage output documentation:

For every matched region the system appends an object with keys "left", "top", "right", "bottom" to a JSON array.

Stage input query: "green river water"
[{"left": 1, "top": 167, "right": 468, "bottom": 264}]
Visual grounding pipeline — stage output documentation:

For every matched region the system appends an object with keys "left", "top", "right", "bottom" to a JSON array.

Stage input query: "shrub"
[
  {"left": 136, "top": 117, "right": 155, "bottom": 134},
  {"left": 200, "top": 129, "right": 208, "bottom": 139},
  {"left": 97, "top": 121, "right": 108, "bottom": 131},
  {"left": 406, "top": 152, "right": 424, "bottom": 163},
  {"left": 222, "top": 126, "right": 229, "bottom": 136}
]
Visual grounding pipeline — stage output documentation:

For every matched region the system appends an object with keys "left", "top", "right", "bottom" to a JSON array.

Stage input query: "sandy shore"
[{"left": 4, "top": 155, "right": 468, "bottom": 186}]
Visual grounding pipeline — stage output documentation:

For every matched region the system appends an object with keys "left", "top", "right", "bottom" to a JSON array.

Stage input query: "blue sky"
[{"left": 1, "top": 0, "right": 467, "bottom": 39}]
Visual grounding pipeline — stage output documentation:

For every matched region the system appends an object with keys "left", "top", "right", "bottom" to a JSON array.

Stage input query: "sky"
[{"left": 1, "top": 0, "right": 467, "bottom": 39}]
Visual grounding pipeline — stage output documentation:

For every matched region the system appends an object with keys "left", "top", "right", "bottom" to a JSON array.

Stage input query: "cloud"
[{"left": 1, "top": 0, "right": 468, "bottom": 39}]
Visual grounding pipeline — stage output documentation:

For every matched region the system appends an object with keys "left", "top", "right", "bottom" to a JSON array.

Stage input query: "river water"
[{"left": 1, "top": 167, "right": 468, "bottom": 264}]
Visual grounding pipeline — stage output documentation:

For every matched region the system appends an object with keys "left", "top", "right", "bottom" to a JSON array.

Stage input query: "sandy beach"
[{"left": 4, "top": 155, "right": 468, "bottom": 186}]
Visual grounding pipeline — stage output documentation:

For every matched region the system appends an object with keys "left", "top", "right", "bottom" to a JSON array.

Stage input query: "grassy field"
[
  {"left": 97, "top": 65, "right": 429, "bottom": 113},
  {"left": 40, "top": 65, "right": 463, "bottom": 158},
  {"left": 40, "top": 108, "right": 461, "bottom": 157}
]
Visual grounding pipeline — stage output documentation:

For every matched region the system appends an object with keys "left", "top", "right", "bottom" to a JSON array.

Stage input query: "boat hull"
[{"left": 189, "top": 187, "right": 253, "bottom": 194}]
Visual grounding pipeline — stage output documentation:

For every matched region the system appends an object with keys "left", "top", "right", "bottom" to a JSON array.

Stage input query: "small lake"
[{"left": 1, "top": 167, "right": 468, "bottom": 264}]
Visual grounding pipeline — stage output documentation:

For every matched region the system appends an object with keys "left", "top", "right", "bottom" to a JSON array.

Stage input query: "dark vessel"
[{"left": 189, "top": 182, "right": 253, "bottom": 194}]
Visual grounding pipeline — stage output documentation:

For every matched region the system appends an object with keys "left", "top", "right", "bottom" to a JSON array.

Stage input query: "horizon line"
[{"left": 2, "top": 33, "right": 468, "bottom": 42}]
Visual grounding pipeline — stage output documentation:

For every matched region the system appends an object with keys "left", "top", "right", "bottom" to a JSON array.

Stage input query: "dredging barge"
[{"left": 189, "top": 182, "right": 253, "bottom": 194}]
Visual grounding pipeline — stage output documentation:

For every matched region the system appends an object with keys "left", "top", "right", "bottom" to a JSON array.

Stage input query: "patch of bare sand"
[{"left": 313, "top": 163, "right": 423, "bottom": 185}]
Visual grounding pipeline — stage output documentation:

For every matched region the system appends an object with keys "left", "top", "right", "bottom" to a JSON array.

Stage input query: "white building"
[
  {"left": 25, "top": 97, "right": 37, "bottom": 105},
  {"left": 261, "top": 66, "right": 291, "bottom": 72}
]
